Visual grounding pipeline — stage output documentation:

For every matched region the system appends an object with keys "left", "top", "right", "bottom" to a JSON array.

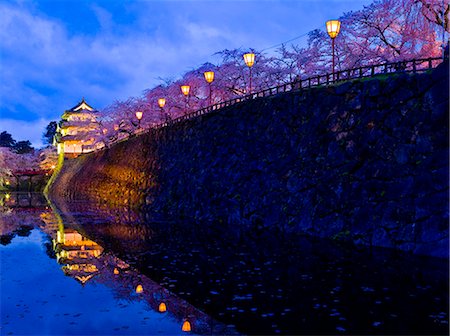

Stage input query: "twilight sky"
[{"left": 0, "top": 0, "right": 373, "bottom": 148}]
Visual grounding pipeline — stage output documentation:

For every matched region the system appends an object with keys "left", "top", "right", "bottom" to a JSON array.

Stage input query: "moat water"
[{"left": 1, "top": 192, "right": 448, "bottom": 335}]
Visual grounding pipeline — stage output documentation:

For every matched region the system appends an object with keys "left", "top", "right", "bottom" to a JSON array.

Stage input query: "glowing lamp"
[
  {"left": 135, "top": 284, "right": 143, "bottom": 293},
  {"left": 135, "top": 111, "right": 143, "bottom": 120},
  {"left": 113, "top": 268, "right": 119, "bottom": 275},
  {"left": 203, "top": 71, "right": 215, "bottom": 83},
  {"left": 51, "top": 165, "right": 56, "bottom": 170},
  {"left": 158, "top": 302, "right": 167, "bottom": 313},
  {"left": 243, "top": 53, "right": 255, "bottom": 67},
  {"left": 181, "top": 320, "right": 191, "bottom": 332},
  {"left": 181, "top": 85, "right": 190, "bottom": 96},
  {"left": 326, "top": 19, "right": 341, "bottom": 78},
  {"left": 326, "top": 20, "right": 341, "bottom": 39},
  {"left": 5, "top": 193, "right": 10, "bottom": 200},
  {"left": 158, "top": 98, "right": 166, "bottom": 108}
]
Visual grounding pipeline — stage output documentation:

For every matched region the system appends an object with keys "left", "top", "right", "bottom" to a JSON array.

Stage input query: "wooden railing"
[
  {"left": 97, "top": 56, "right": 443, "bottom": 151},
  {"left": 156, "top": 57, "right": 442, "bottom": 128}
]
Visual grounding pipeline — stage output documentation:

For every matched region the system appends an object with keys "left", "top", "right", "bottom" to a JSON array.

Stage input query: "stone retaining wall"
[{"left": 49, "top": 61, "right": 449, "bottom": 257}]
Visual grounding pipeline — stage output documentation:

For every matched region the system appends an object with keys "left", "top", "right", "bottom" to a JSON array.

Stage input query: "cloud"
[
  {"left": 0, "top": 1, "right": 236, "bottom": 118},
  {"left": 0, "top": 0, "right": 373, "bottom": 149}
]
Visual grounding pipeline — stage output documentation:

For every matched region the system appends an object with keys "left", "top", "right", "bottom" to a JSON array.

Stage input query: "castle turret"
[{"left": 54, "top": 98, "right": 101, "bottom": 158}]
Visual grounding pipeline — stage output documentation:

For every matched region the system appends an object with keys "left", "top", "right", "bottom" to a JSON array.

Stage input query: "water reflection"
[
  {"left": 2, "top": 192, "right": 449, "bottom": 335},
  {"left": 1, "top": 192, "right": 237, "bottom": 335},
  {"left": 54, "top": 227, "right": 104, "bottom": 284},
  {"left": 48, "top": 194, "right": 448, "bottom": 335},
  {"left": 1, "top": 192, "right": 47, "bottom": 245}
]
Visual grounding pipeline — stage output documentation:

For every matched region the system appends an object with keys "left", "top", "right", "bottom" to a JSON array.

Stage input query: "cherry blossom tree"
[
  {"left": 0, "top": 147, "right": 41, "bottom": 189},
  {"left": 92, "top": 0, "right": 445, "bottom": 146},
  {"left": 336, "top": 0, "right": 442, "bottom": 67},
  {"left": 39, "top": 146, "right": 58, "bottom": 171},
  {"left": 415, "top": 0, "right": 449, "bottom": 31}
]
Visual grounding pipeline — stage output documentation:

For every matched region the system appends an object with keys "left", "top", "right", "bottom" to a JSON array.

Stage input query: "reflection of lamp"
[
  {"left": 136, "top": 284, "right": 143, "bottom": 293},
  {"left": 135, "top": 111, "right": 143, "bottom": 129},
  {"left": 243, "top": 52, "right": 255, "bottom": 94},
  {"left": 326, "top": 20, "right": 341, "bottom": 79},
  {"left": 182, "top": 320, "right": 191, "bottom": 332},
  {"left": 204, "top": 71, "right": 214, "bottom": 105},
  {"left": 158, "top": 302, "right": 167, "bottom": 313}
]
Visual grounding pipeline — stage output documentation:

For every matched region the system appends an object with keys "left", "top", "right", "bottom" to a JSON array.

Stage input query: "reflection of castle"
[
  {"left": 37, "top": 205, "right": 237, "bottom": 334},
  {"left": 54, "top": 228, "right": 104, "bottom": 284}
]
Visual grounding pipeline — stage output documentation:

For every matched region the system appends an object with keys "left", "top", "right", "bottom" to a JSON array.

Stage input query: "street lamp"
[
  {"left": 158, "top": 98, "right": 166, "bottom": 123},
  {"left": 181, "top": 85, "right": 190, "bottom": 96},
  {"left": 326, "top": 20, "right": 341, "bottom": 80},
  {"left": 243, "top": 52, "right": 255, "bottom": 94},
  {"left": 181, "top": 85, "right": 190, "bottom": 111},
  {"left": 203, "top": 71, "right": 214, "bottom": 106},
  {"left": 135, "top": 111, "right": 143, "bottom": 129},
  {"left": 158, "top": 98, "right": 166, "bottom": 108}
]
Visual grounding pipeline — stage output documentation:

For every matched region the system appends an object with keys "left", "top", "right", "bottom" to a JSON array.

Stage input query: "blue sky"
[{"left": 0, "top": 0, "right": 372, "bottom": 148}]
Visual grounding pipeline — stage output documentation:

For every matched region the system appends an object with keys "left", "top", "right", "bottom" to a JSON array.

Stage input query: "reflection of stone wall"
[
  {"left": 11, "top": 175, "right": 50, "bottom": 192},
  {"left": 49, "top": 62, "right": 449, "bottom": 258}
]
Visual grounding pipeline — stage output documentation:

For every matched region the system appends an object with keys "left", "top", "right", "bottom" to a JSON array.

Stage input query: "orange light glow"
[
  {"left": 136, "top": 284, "right": 143, "bottom": 293},
  {"left": 181, "top": 85, "right": 190, "bottom": 96},
  {"left": 158, "top": 98, "right": 166, "bottom": 108},
  {"left": 243, "top": 53, "right": 255, "bottom": 67},
  {"left": 135, "top": 111, "right": 143, "bottom": 120},
  {"left": 326, "top": 20, "right": 341, "bottom": 39},
  {"left": 204, "top": 71, "right": 215, "bottom": 83},
  {"left": 113, "top": 268, "right": 119, "bottom": 275},
  {"left": 181, "top": 320, "right": 191, "bottom": 332},
  {"left": 158, "top": 302, "right": 167, "bottom": 313}
]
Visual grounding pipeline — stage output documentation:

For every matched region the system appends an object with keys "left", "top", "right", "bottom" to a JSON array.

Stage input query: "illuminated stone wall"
[{"left": 49, "top": 61, "right": 449, "bottom": 258}]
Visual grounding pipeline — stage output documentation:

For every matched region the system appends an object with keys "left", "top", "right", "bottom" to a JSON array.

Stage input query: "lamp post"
[
  {"left": 203, "top": 71, "right": 214, "bottom": 106},
  {"left": 135, "top": 111, "right": 143, "bottom": 129},
  {"left": 243, "top": 52, "right": 255, "bottom": 94},
  {"left": 442, "top": 0, "right": 446, "bottom": 60},
  {"left": 181, "top": 85, "right": 190, "bottom": 112},
  {"left": 326, "top": 20, "right": 341, "bottom": 80},
  {"left": 158, "top": 98, "right": 166, "bottom": 122}
]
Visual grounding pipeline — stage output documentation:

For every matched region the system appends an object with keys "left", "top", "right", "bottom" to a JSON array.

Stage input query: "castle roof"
[{"left": 66, "top": 98, "right": 95, "bottom": 113}]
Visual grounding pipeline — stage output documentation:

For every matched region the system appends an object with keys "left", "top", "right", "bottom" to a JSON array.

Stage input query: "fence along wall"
[
  {"left": 49, "top": 60, "right": 449, "bottom": 258},
  {"left": 96, "top": 57, "right": 442, "bottom": 150}
]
